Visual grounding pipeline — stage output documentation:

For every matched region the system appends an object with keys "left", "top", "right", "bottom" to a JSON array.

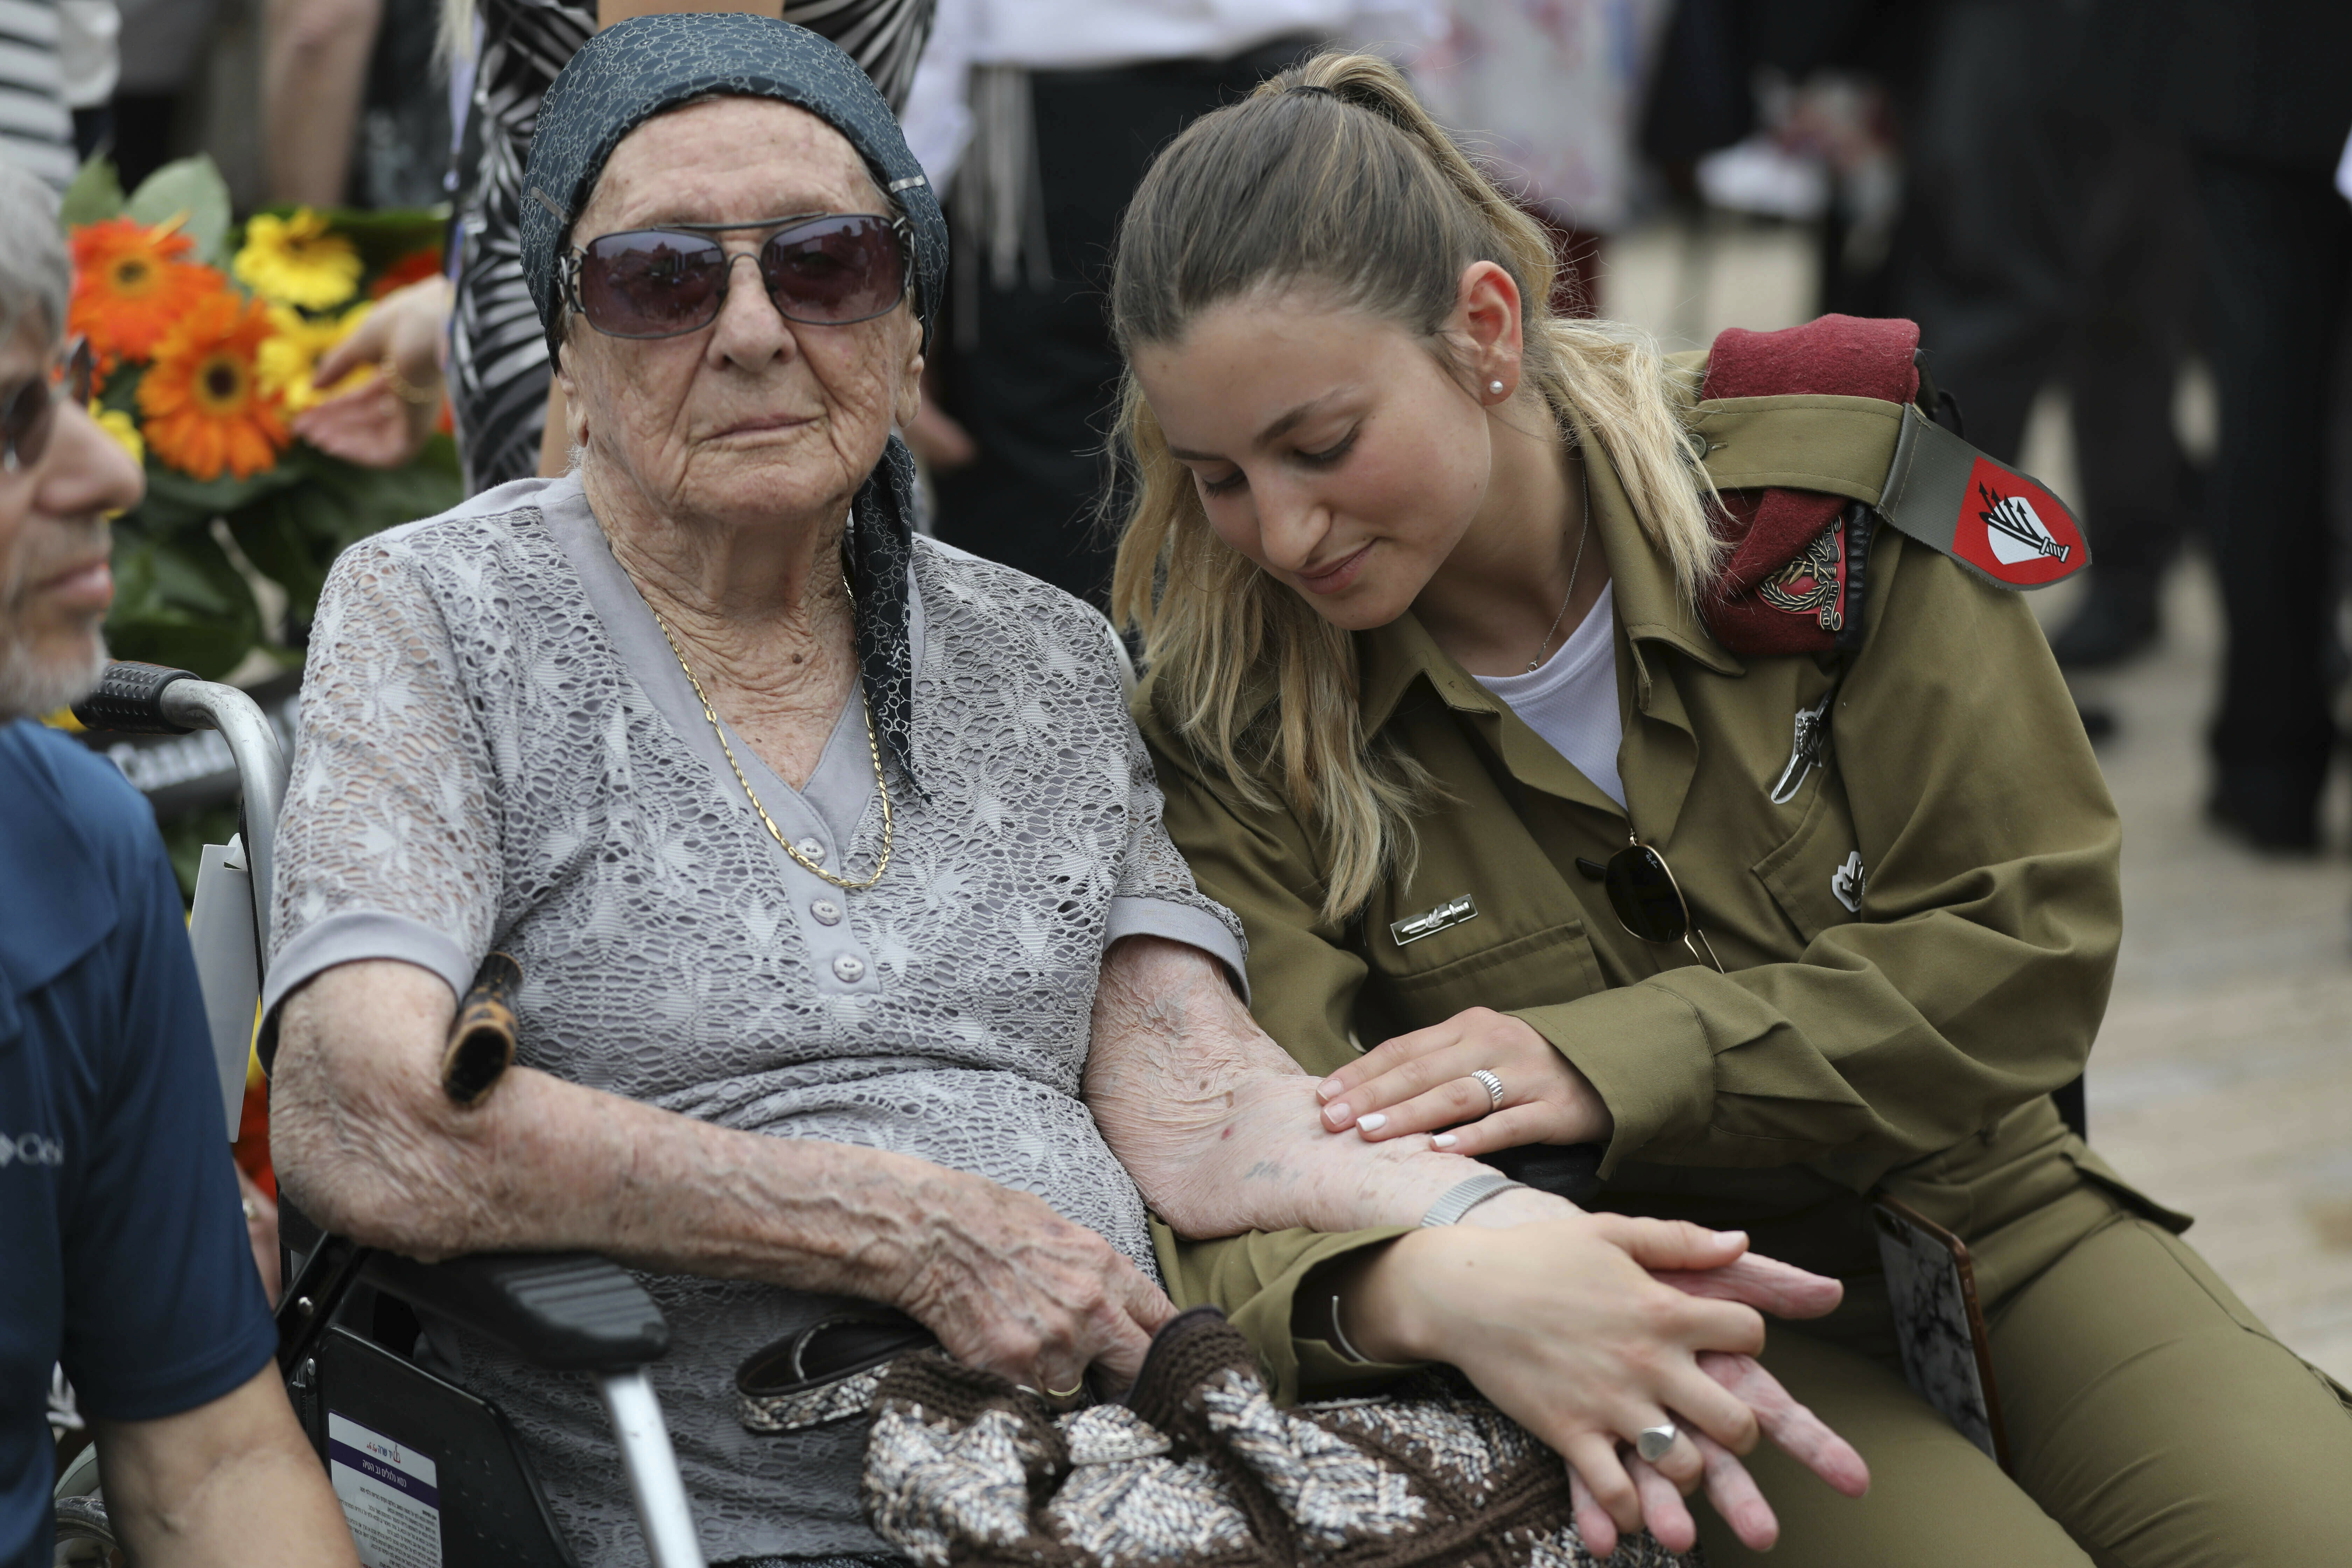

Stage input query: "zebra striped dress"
[{"left": 451, "top": 0, "right": 934, "bottom": 493}]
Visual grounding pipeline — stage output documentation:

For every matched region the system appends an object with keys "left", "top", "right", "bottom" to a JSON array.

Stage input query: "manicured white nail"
[
  {"left": 1432, "top": 1132, "right": 1458, "bottom": 1149},
  {"left": 1715, "top": 1230, "right": 1747, "bottom": 1246},
  {"left": 1358, "top": 1112, "right": 1387, "bottom": 1132},
  {"left": 1316, "top": 1079, "right": 1342, "bottom": 1101}
]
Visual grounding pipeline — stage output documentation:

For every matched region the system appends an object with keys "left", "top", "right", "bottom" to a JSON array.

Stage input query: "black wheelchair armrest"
[{"left": 362, "top": 1251, "right": 670, "bottom": 1373}]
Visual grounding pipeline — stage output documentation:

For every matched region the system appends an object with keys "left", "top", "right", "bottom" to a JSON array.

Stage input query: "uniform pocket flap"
[{"left": 1378, "top": 920, "right": 1605, "bottom": 1018}]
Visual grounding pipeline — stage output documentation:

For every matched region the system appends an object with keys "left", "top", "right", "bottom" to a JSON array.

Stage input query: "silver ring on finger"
[
  {"left": 1635, "top": 1422, "right": 1680, "bottom": 1463},
  {"left": 1470, "top": 1068, "right": 1506, "bottom": 1111}
]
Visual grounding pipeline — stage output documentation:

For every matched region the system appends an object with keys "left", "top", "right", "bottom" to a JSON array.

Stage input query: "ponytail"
[{"left": 1108, "top": 51, "right": 1721, "bottom": 920}]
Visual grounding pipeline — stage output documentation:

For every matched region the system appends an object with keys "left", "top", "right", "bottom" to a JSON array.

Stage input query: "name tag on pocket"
[{"left": 1390, "top": 895, "right": 1478, "bottom": 947}]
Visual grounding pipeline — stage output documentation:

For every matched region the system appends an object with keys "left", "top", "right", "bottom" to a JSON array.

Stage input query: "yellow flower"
[
  {"left": 257, "top": 301, "right": 374, "bottom": 413},
  {"left": 232, "top": 210, "right": 363, "bottom": 310},
  {"left": 92, "top": 401, "right": 143, "bottom": 464}
]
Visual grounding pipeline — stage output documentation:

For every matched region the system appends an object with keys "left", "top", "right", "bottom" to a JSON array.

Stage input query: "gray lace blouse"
[{"left": 263, "top": 475, "right": 1246, "bottom": 1565}]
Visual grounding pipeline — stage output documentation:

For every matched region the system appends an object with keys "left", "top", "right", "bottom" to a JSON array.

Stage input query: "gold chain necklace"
[{"left": 649, "top": 584, "right": 892, "bottom": 891}]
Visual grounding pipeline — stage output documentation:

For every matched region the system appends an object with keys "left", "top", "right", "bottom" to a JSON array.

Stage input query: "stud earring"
[{"left": 1488, "top": 380, "right": 1505, "bottom": 396}]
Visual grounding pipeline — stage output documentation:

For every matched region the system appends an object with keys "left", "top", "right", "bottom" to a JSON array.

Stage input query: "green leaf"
[
  {"left": 58, "top": 154, "right": 125, "bottom": 229},
  {"left": 218, "top": 442, "right": 462, "bottom": 630},
  {"left": 126, "top": 156, "right": 234, "bottom": 266},
  {"left": 105, "top": 515, "right": 264, "bottom": 679},
  {"left": 140, "top": 456, "right": 304, "bottom": 523},
  {"left": 96, "top": 362, "right": 144, "bottom": 417},
  {"left": 223, "top": 484, "right": 339, "bottom": 626}
]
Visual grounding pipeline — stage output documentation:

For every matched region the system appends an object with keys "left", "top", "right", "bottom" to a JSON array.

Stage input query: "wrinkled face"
[
  {"left": 558, "top": 96, "right": 923, "bottom": 529},
  {"left": 1132, "top": 289, "right": 1493, "bottom": 631},
  {"left": 0, "top": 313, "right": 142, "bottom": 718}
]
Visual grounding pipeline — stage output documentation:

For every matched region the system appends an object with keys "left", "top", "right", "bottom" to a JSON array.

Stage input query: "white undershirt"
[{"left": 1471, "top": 581, "right": 1626, "bottom": 810}]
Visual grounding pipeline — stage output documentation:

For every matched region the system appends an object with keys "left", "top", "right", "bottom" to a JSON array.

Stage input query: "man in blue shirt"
[{"left": 0, "top": 160, "right": 356, "bottom": 1568}]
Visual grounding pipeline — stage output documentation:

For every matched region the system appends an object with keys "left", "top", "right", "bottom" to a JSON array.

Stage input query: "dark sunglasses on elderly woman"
[
  {"left": 1579, "top": 832, "right": 1726, "bottom": 973},
  {"left": 2, "top": 337, "right": 94, "bottom": 473},
  {"left": 562, "top": 212, "right": 912, "bottom": 339}
]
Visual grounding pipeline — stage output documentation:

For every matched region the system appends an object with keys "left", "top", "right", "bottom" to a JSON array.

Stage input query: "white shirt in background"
[
  {"left": 1471, "top": 580, "right": 1626, "bottom": 810},
  {"left": 900, "top": 0, "right": 1442, "bottom": 191}
]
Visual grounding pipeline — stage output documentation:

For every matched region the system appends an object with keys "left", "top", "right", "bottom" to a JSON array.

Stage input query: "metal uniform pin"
[
  {"left": 1390, "top": 895, "right": 1478, "bottom": 947},
  {"left": 1770, "top": 691, "right": 1836, "bottom": 805}
]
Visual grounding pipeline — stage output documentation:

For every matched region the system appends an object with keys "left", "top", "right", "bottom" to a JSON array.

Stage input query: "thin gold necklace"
[
  {"left": 1527, "top": 461, "right": 1595, "bottom": 673},
  {"left": 649, "top": 581, "right": 892, "bottom": 891}
]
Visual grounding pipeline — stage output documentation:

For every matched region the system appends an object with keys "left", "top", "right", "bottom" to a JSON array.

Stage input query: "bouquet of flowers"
[{"left": 61, "top": 155, "right": 465, "bottom": 679}]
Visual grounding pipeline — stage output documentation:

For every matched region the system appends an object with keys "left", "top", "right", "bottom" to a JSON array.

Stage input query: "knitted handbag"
[{"left": 739, "top": 1306, "right": 1699, "bottom": 1568}]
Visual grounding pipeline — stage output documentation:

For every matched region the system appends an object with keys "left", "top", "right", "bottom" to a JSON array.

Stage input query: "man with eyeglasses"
[{"left": 0, "top": 160, "right": 358, "bottom": 1568}]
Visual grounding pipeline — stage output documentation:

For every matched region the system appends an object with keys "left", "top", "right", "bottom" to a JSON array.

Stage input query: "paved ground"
[
  {"left": 1604, "top": 216, "right": 2352, "bottom": 1381},
  {"left": 2067, "top": 568, "right": 2352, "bottom": 1381}
]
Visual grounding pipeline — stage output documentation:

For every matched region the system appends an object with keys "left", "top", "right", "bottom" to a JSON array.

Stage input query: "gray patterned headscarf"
[{"left": 520, "top": 12, "right": 945, "bottom": 789}]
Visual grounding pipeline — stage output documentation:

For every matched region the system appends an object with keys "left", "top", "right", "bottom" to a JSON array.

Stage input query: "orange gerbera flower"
[
  {"left": 138, "top": 294, "right": 291, "bottom": 481},
  {"left": 69, "top": 218, "right": 223, "bottom": 365}
]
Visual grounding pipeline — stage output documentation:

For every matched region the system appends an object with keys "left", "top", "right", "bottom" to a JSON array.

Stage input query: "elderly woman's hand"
[
  {"left": 894, "top": 1167, "right": 1175, "bottom": 1393},
  {"left": 275, "top": 962, "right": 1173, "bottom": 1401}
]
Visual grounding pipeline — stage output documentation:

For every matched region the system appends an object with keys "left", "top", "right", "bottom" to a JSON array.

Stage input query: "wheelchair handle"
[
  {"left": 74, "top": 658, "right": 204, "bottom": 733},
  {"left": 74, "top": 662, "right": 287, "bottom": 962}
]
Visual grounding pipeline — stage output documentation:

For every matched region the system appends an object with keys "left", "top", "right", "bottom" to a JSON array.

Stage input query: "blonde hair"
[{"left": 1108, "top": 51, "right": 1723, "bottom": 922}]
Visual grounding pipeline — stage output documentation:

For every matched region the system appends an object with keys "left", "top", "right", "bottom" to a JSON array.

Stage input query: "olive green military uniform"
[{"left": 1135, "top": 374, "right": 2352, "bottom": 1566}]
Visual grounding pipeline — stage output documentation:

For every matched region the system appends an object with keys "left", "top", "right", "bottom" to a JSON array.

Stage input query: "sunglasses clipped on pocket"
[
  {"left": 1577, "top": 833, "right": 1725, "bottom": 973},
  {"left": 561, "top": 212, "right": 912, "bottom": 340}
]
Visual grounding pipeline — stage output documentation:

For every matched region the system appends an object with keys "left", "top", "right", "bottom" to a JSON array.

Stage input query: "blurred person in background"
[
  {"left": 1898, "top": 0, "right": 2202, "bottom": 676},
  {"left": 107, "top": 0, "right": 217, "bottom": 190},
  {"left": 0, "top": 0, "right": 78, "bottom": 187},
  {"left": 1402, "top": 0, "right": 1684, "bottom": 317},
  {"left": 58, "top": 0, "right": 119, "bottom": 162},
  {"left": 897, "top": 0, "right": 1435, "bottom": 606},
  {"left": 262, "top": 0, "right": 450, "bottom": 210},
  {"left": 258, "top": 0, "right": 461, "bottom": 476},
  {"left": 0, "top": 158, "right": 358, "bottom": 1568},
  {"left": 2114, "top": 0, "right": 2352, "bottom": 851}
]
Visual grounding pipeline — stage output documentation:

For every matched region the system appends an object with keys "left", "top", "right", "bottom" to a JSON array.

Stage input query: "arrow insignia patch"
[{"left": 1878, "top": 405, "right": 2090, "bottom": 591}]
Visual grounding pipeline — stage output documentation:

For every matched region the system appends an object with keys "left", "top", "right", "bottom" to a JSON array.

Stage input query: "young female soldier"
[{"left": 1110, "top": 50, "right": 2352, "bottom": 1567}]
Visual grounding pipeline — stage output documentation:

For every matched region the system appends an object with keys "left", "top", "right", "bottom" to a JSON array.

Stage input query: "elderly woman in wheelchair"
[{"left": 262, "top": 18, "right": 1862, "bottom": 1567}]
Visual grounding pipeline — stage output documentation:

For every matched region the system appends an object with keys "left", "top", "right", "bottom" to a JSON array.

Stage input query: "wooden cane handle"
[{"left": 441, "top": 951, "right": 522, "bottom": 1107}]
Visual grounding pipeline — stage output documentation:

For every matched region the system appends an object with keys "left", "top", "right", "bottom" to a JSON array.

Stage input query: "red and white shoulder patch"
[{"left": 1878, "top": 406, "right": 2091, "bottom": 592}]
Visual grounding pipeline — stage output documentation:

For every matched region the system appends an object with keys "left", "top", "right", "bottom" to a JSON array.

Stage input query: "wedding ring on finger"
[
  {"left": 1470, "top": 1068, "right": 1506, "bottom": 1111},
  {"left": 1635, "top": 1422, "right": 1680, "bottom": 1463}
]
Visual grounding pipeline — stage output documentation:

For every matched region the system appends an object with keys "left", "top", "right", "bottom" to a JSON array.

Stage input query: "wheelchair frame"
[{"left": 70, "top": 662, "right": 708, "bottom": 1568}]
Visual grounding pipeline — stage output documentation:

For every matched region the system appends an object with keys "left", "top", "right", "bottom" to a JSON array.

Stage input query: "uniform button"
[
  {"left": 811, "top": 898, "right": 844, "bottom": 926},
  {"left": 796, "top": 837, "right": 826, "bottom": 862},
  {"left": 831, "top": 954, "right": 867, "bottom": 983}
]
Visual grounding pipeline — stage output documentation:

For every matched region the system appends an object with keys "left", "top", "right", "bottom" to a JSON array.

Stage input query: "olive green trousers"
[{"left": 1696, "top": 1204, "right": 2352, "bottom": 1567}]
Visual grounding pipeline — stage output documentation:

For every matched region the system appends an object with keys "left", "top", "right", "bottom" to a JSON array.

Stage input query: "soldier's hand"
[{"left": 1317, "top": 1005, "right": 1612, "bottom": 1151}]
